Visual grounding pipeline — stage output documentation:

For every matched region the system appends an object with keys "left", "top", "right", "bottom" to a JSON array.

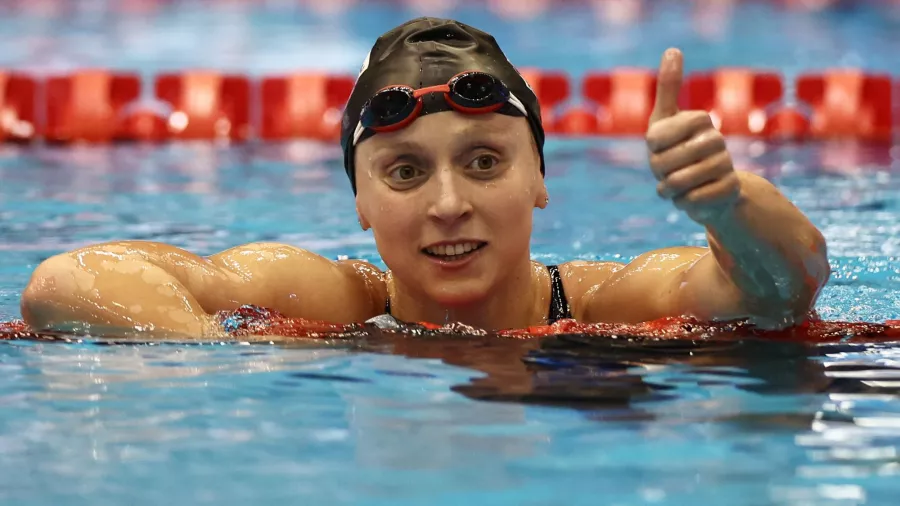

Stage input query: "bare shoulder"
[
  {"left": 335, "top": 258, "right": 388, "bottom": 312},
  {"left": 557, "top": 260, "right": 625, "bottom": 318},
  {"left": 208, "top": 242, "right": 387, "bottom": 322},
  {"left": 575, "top": 246, "right": 710, "bottom": 323},
  {"left": 558, "top": 260, "right": 626, "bottom": 288}
]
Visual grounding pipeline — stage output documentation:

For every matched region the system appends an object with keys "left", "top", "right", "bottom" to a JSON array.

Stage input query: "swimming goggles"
[{"left": 352, "top": 71, "right": 528, "bottom": 145}]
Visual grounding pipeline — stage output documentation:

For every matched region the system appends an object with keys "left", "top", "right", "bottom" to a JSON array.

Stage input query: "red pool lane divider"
[
  {"left": 0, "top": 68, "right": 896, "bottom": 143},
  {"left": 796, "top": 71, "right": 893, "bottom": 142},
  {"left": 518, "top": 68, "right": 571, "bottom": 134},
  {"left": 155, "top": 72, "right": 252, "bottom": 141},
  {"left": 682, "top": 69, "right": 784, "bottom": 137},
  {"left": 45, "top": 71, "right": 142, "bottom": 143},
  {"left": 260, "top": 74, "right": 355, "bottom": 141},
  {"left": 522, "top": 69, "right": 660, "bottom": 136},
  {"left": 3, "top": 304, "right": 900, "bottom": 344},
  {"left": 580, "top": 68, "right": 658, "bottom": 136},
  {"left": 0, "top": 72, "right": 37, "bottom": 143}
]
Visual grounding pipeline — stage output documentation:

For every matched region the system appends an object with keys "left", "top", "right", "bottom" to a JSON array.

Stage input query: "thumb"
[{"left": 648, "top": 48, "right": 684, "bottom": 125}]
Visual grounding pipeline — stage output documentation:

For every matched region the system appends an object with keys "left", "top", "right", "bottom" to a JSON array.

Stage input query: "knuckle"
[
  {"left": 664, "top": 170, "right": 689, "bottom": 192},
  {"left": 696, "top": 128, "right": 724, "bottom": 148},
  {"left": 712, "top": 129, "right": 727, "bottom": 145},
  {"left": 723, "top": 171, "right": 741, "bottom": 188},
  {"left": 690, "top": 110, "right": 713, "bottom": 129},
  {"left": 645, "top": 123, "right": 666, "bottom": 144},
  {"left": 684, "top": 187, "right": 708, "bottom": 205},
  {"left": 705, "top": 162, "right": 729, "bottom": 180},
  {"left": 656, "top": 181, "right": 668, "bottom": 197},
  {"left": 672, "top": 196, "right": 691, "bottom": 210},
  {"left": 713, "top": 150, "right": 734, "bottom": 169}
]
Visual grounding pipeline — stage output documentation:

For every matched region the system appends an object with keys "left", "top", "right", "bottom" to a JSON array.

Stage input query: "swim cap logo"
[
  {"left": 358, "top": 51, "right": 371, "bottom": 77},
  {"left": 521, "top": 72, "right": 535, "bottom": 95}
]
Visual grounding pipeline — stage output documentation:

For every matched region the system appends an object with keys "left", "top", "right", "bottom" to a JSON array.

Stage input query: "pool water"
[{"left": 2, "top": 1, "right": 900, "bottom": 505}]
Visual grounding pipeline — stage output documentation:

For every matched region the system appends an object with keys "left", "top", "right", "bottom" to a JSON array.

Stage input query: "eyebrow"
[
  {"left": 368, "top": 141, "right": 424, "bottom": 164},
  {"left": 367, "top": 119, "right": 515, "bottom": 160}
]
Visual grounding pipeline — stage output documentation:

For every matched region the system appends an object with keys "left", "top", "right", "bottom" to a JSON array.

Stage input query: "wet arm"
[
  {"left": 583, "top": 172, "right": 829, "bottom": 327},
  {"left": 20, "top": 241, "right": 384, "bottom": 335},
  {"left": 684, "top": 171, "right": 829, "bottom": 324}
]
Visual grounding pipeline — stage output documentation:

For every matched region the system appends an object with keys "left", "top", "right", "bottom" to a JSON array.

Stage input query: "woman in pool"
[{"left": 19, "top": 18, "right": 829, "bottom": 337}]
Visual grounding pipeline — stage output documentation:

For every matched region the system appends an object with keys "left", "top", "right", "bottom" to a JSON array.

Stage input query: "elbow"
[
  {"left": 753, "top": 236, "right": 831, "bottom": 328},
  {"left": 798, "top": 227, "right": 831, "bottom": 316},
  {"left": 20, "top": 253, "right": 80, "bottom": 331}
]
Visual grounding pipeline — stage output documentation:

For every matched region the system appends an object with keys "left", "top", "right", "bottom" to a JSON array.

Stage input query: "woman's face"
[{"left": 354, "top": 111, "right": 548, "bottom": 306}]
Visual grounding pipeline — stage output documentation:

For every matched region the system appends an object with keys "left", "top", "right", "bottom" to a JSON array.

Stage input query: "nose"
[{"left": 426, "top": 166, "right": 473, "bottom": 225}]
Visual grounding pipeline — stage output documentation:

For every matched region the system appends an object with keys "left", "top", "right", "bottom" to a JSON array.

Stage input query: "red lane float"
[
  {"left": 558, "top": 69, "right": 657, "bottom": 136},
  {"left": 682, "top": 69, "right": 784, "bottom": 136},
  {"left": 260, "top": 74, "right": 354, "bottom": 141},
  {"left": 0, "top": 67, "right": 896, "bottom": 143},
  {"left": 762, "top": 107, "right": 812, "bottom": 140},
  {"left": 155, "top": 72, "right": 251, "bottom": 141},
  {"left": 501, "top": 315, "right": 900, "bottom": 344},
  {"left": 0, "top": 72, "right": 37, "bottom": 143},
  {"left": 794, "top": 71, "right": 893, "bottom": 141},
  {"left": 518, "top": 69, "right": 571, "bottom": 134},
  {"left": 3, "top": 305, "right": 900, "bottom": 344},
  {"left": 44, "top": 71, "right": 142, "bottom": 143}
]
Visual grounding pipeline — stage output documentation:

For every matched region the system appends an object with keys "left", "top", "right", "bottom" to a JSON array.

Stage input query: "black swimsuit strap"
[
  {"left": 546, "top": 264, "right": 573, "bottom": 324},
  {"left": 384, "top": 265, "right": 573, "bottom": 323}
]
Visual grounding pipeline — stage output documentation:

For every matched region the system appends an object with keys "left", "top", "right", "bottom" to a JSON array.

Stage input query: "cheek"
[
  {"left": 481, "top": 189, "right": 535, "bottom": 240},
  {"left": 367, "top": 197, "right": 420, "bottom": 257}
]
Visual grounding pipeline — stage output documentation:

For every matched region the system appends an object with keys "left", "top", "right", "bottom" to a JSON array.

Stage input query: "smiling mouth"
[{"left": 422, "top": 241, "right": 488, "bottom": 261}]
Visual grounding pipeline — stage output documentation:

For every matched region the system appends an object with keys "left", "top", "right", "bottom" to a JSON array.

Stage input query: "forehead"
[{"left": 357, "top": 112, "right": 530, "bottom": 155}]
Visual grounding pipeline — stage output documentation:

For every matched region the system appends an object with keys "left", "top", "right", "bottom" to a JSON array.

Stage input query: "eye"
[
  {"left": 387, "top": 165, "right": 425, "bottom": 185},
  {"left": 468, "top": 154, "right": 499, "bottom": 172}
]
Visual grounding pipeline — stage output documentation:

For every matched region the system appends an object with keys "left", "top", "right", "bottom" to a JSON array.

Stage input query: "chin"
[{"left": 425, "top": 278, "right": 492, "bottom": 307}]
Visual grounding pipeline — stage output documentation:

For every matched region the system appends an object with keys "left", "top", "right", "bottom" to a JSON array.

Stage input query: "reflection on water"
[{"left": 377, "top": 332, "right": 900, "bottom": 504}]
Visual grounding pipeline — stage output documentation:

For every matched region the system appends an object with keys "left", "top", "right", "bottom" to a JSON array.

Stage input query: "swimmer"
[{"left": 19, "top": 18, "right": 830, "bottom": 336}]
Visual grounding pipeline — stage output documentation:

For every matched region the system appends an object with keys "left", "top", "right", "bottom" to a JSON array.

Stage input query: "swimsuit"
[
  {"left": 383, "top": 264, "right": 573, "bottom": 325},
  {"left": 545, "top": 265, "right": 573, "bottom": 324}
]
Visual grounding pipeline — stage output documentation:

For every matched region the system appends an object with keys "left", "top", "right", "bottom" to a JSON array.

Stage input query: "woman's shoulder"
[
  {"left": 335, "top": 258, "right": 388, "bottom": 315},
  {"left": 557, "top": 259, "right": 625, "bottom": 284},
  {"left": 208, "top": 243, "right": 388, "bottom": 320},
  {"left": 335, "top": 258, "right": 387, "bottom": 290},
  {"left": 551, "top": 260, "right": 626, "bottom": 319}
]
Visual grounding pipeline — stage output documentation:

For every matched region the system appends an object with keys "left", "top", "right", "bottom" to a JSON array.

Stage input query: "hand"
[{"left": 646, "top": 48, "right": 740, "bottom": 225}]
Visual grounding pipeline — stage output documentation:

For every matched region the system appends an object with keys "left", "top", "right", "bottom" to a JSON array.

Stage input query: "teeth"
[{"left": 425, "top": 242, "right": 481, "bottom": 257}]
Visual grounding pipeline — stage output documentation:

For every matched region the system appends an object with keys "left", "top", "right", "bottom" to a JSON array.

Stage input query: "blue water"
[{"left": 2, "top": 1, "right": 900, "bottom": 505}]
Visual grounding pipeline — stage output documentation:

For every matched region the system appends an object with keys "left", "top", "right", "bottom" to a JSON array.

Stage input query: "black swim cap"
[{"left": 340, "top": 17, "right": 546, "bottom": 194}]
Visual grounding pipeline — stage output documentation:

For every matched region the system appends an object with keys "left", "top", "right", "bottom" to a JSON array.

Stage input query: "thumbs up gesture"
[{"left": 646, "top": 49, "right": 740, "bottom": 225}]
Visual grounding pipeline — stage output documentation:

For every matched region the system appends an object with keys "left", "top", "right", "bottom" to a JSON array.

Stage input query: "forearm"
[{"left": 687, "top": 171, "right": 829, "bottom": 323}]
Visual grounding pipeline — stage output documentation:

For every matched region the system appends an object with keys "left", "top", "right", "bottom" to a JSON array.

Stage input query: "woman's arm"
[
  {"left": 581, "top": 49, "right": 829, "bottom": 327},
  {"left": 581, "top": 172, "right": 829, "bottom": 326},
  {"left": 20, "top": 241, "right": 384, "bottom": 336}
]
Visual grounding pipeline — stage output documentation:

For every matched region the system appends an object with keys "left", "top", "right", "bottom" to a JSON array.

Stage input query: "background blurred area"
[{"left": 0, "top": 0, "right": 898, "bottom": 76}]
